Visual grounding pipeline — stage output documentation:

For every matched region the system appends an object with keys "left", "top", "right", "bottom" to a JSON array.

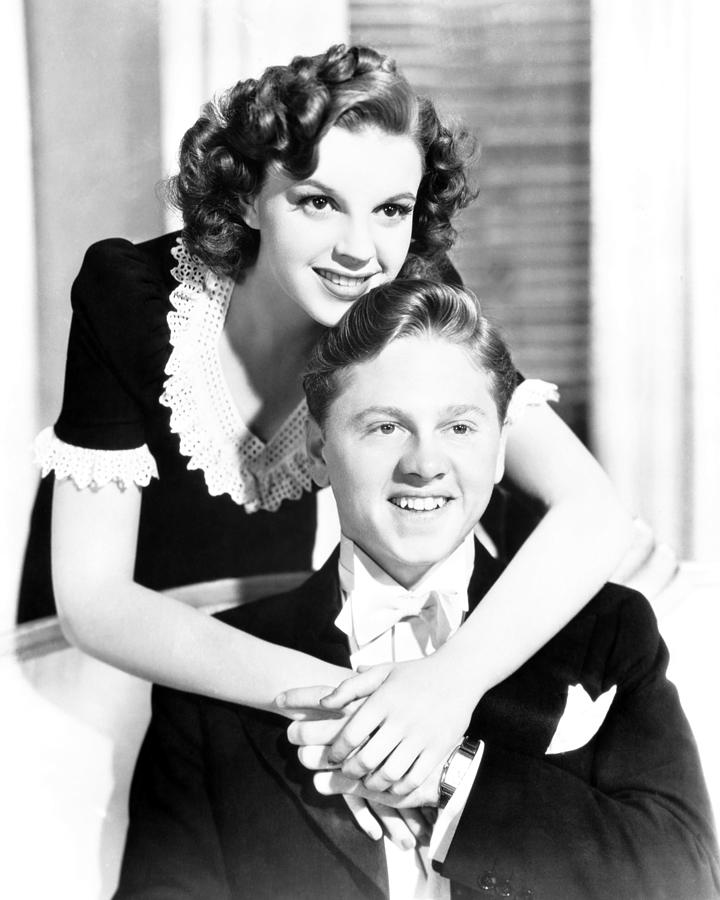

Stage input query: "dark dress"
[{"left": 17, "top": 233, "right": 538, "bottom": 622}]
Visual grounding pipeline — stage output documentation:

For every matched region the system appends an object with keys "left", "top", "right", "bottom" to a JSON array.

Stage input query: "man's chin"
[{"left": 379, "top": 542, "right": 461, "bottom": 585}]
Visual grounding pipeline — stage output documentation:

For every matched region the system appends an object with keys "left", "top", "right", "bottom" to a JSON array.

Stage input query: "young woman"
[{"left": 27, "top": 44, "right": 632, "bottom": 805}]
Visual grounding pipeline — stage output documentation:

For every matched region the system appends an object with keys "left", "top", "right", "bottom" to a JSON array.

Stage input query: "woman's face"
[{"left": 243, "top": 126, "right": 424, "bottom": 326}]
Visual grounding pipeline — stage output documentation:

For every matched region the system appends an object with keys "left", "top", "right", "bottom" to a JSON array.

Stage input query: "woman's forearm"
[
  {"left": 59, "top": 580, "right": 349, "bottom": 710},
  {"left": 51, "top": 477, "right": 349, "bottom": 710},
  {"left": 439, "top": 486, "right": 635, "bottom": 695}
]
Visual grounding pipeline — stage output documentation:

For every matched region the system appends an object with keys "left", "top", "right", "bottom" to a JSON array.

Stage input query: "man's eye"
[
  {"left": 451, "top": 423, "right": 470, "bottom": 435},
  {"left": 378, "top": 423, "right": 396, "bottom": 435}
]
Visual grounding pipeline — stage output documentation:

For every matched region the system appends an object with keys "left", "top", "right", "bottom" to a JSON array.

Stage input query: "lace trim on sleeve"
[
  {"left": 33, "top": 426, "right": 158, "bottom": 491},
  {"left": 505, "top": 378, "right": 560, "bottom": 425}
]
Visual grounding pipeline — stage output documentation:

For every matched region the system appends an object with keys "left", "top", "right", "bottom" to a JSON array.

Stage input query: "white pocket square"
[{"left": 546, "top": 684, "right": 617, "bottom": 754}]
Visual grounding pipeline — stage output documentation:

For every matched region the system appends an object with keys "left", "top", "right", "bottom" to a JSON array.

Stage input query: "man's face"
[{"left": 308, "top": 335, "right": 506, "bottom": 588}]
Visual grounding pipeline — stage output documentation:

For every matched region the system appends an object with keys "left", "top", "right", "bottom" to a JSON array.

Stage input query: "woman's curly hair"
[{"left": 168, "top": 44, "right": 476, "bottom": 278}]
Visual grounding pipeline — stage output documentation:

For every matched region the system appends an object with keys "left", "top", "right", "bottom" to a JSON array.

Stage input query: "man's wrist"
[{"left": 438, "top": 736, "right": 481, "bottom": 808}]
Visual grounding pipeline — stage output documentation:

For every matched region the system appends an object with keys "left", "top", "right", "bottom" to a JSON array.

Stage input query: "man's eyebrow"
[
  {"left": 350, "top": 406, "right": 407, "bottom": 425},
  {"left": 444, "top": 404, "right": 490, "bottom": 418},
  {"left": 350, "top": 404, "right": 491, "bottom": 426}
]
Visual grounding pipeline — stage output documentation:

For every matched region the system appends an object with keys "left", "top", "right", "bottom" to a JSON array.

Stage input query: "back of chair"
[{"left": 0, "top": 572, "right": 310, "bottom": 900}]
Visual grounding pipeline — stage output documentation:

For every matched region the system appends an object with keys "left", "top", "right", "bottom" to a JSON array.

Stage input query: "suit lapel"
[
  {"left": 239, "top": 553, "right": 388, "bottom": 898},
  {"left": 467, "top": 539, "right": 504, "bottom": 614}
]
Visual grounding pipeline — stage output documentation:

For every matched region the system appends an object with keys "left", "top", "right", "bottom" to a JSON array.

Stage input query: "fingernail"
[{"left": 275, "top": 693, "right": 286, "bottom": 708}]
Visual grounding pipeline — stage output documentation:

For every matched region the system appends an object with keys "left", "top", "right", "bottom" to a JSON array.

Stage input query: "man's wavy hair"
[
  {"left": 168, "top": 44, "right": 475, "bottom": 277},
  {"left": 304, "top": 279, "right": 517, "bottom": 428}
]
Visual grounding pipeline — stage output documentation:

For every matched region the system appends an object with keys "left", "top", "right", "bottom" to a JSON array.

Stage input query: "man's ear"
[
  {"left": 494, "top": 424, "right": 508, "bottom": 484},
  {"left": 306, "top": 416, "right": 330, "bottom": 488}
]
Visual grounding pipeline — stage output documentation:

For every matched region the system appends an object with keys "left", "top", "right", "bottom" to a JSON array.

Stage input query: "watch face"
[{"left": 439, "top": 738, "right": 481, "bottom": 807}]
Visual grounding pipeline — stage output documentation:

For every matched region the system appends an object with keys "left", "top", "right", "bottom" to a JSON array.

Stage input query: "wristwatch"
[{"left": 438, "top": 736, "right": 481, "bottom": 808}]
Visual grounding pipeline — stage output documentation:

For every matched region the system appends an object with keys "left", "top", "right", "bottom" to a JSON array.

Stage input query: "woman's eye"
[
  {"left": 298, "top": 195, "right": 334, "bottom": 214},
  {"left": 380, "top": 203, "right": 412, "bottom": 219},
  {"left": 451, "top": 423, "right": 470, "bottom": 435},
  {"left": 378, "top": 423, "right": 397, "bottom": 435}
]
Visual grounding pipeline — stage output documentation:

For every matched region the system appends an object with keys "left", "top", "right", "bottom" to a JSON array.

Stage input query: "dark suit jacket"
[{"left": 114, "top": 544, "right": 719, "bottom": 899}]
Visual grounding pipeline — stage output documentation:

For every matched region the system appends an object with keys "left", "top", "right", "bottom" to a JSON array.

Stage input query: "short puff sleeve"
[{"left": 35, "top": 237, "right": 171, "bottom": 489}]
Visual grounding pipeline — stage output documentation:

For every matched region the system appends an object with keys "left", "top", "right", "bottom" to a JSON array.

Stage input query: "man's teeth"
[{"left": 392, "top": 497, "right": 448, "bottom": 511}]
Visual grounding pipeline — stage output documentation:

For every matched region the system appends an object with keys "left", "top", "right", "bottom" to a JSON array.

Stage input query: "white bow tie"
[{"left": 349, "top": 586, "right": 461, "bottom": 651}]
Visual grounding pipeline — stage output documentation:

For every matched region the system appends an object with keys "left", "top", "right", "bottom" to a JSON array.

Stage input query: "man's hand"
[
  {"left": 293, "top": 737, "right": 434, "bottom": 847},
  {"left": 295, "top": 743, "right": 437, "bottom": 847},
  {"left": 282, "top": 649, "right": 477, "bottom": 795},
  {"left": 344, "top": 796, "right": 434, "bottom": 849},
  {"left": 312, "top": 762, "right": 445, "bottom": 811}
]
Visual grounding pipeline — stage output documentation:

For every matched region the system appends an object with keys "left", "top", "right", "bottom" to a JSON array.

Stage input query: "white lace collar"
[{"left": 161, "top": 237, "right": 312, "bottom": 512}]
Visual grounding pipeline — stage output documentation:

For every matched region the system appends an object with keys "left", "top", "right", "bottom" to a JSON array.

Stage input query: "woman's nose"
[{"left": 332, "top": 217, "right": 375, "bottom": 268}]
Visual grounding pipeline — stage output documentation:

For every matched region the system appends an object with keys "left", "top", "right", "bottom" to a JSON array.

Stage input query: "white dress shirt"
[{"left": 334, "top": 533, "right": 483, "bottom": 900}]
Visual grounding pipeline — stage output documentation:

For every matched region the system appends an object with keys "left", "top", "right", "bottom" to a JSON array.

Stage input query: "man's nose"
[
  {"left": 398, "top": 433, "right": 449, "bottom": 481},
  {"left": 332, "top": 217, "right": 375, "bottom": 269}
]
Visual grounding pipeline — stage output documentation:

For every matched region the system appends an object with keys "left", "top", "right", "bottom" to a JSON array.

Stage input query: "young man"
[{"left": 115, "top": 281, "right": 719, "bottom": 899}]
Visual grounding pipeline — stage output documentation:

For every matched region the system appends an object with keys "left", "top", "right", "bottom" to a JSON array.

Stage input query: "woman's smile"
[{"left": 313, "top": 267, "right": 381, "bottom": 300}]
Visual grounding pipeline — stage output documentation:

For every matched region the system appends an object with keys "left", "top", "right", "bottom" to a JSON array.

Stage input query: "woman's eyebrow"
[
  {"left": 295, "top": 178, "right": 335, "bottom": 193},
  {"left": 382, "top": 191, "right": 418, "bottom": 202},
  {"left": 295, "top": 179, "right": 417, "bottom": 204}
]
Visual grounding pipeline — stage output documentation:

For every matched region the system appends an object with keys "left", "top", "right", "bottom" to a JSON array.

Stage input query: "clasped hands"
[{"left": 275, "top": 653, "right": 476, "bottom": 849}]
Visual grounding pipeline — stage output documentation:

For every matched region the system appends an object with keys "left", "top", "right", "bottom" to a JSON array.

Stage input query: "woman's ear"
[
  {"left": 239, "top": 197, "right": 260, "bottom": 230},
  {"left": 306, "top": 417, "right": 330, "bottom": 488}
]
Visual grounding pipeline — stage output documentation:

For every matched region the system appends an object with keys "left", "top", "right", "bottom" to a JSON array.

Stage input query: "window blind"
[{"left": 350, "top": 0, "right": 591, "bottom": 439}]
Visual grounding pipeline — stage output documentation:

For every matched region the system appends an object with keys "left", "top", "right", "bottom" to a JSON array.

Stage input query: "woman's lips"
[{"left": 314, "top": 267, "right": 380, "bottom": 300}]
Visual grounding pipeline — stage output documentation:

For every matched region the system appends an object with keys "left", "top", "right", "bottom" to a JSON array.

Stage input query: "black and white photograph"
[{"left": 1, "top": 1, "right": 719, "bottom": 898}]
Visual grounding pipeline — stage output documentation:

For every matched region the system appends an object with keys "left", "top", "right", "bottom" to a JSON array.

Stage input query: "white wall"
[
  {"left": 0, "top": 0, "right": 38, "bottom": 631},
  {"left": 591, "top": 0, "right": 720, "bottom": 561},
  {"left": 159, "top": 0, "right": 349, "bottom": 229}
]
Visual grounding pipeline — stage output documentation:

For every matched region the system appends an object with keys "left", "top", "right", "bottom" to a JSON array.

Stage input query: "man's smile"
[{"left": 389, "top": 496, "right": 451, "bottom": 512}]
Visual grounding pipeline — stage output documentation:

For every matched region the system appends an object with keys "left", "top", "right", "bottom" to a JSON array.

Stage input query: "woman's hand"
[
  {"left": 282, "top": 648, "right": 480, "bottom": 795},
  {"left": 274, "top": 684, "right": 355, "bottom": 721}
]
